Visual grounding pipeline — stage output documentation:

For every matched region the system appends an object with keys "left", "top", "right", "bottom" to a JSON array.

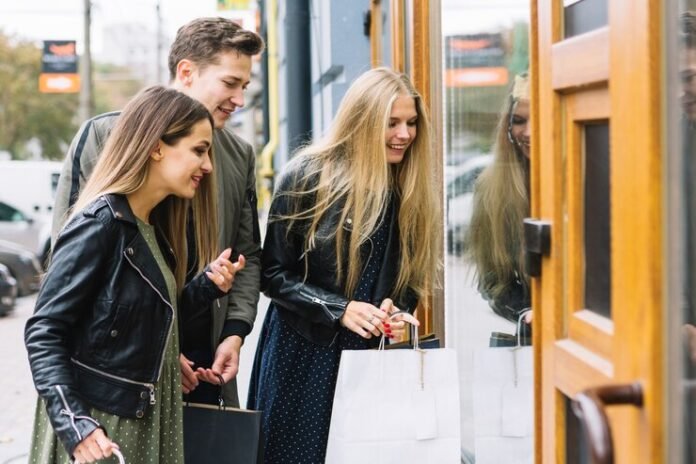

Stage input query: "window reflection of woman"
[{"left": 467, "top": 73, "right": 532, "bottom": 326}]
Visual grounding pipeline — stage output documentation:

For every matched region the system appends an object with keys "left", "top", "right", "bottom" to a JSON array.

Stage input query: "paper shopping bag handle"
[
  {"left": 515, "top": 309, "right": 532, "bottom": 349},
  {"left": 113, "top": 448, "right": 125, "bottom": 464},
  {"left": 378, "top": 311, "right": 419, "bottom": 350}
]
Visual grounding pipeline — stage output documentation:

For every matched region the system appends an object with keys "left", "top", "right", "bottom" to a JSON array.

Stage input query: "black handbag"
[{"left": 183, "top": 377, "right": 263, "bottom": 464}]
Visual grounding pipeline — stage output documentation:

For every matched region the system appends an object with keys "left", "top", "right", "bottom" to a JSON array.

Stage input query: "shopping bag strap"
[
  {"left": 378, "top": 311, "right": 419, "bottom": 351},
  {"left": 113, "top": 448, "right": 125, "bottom": 464},
  {"left": 515, "top": 309, "right": 532, "bottom": 350},
  {"left": 183, "top": 373, "right": 227, "bottom": 410},
  {"left": 216, "top": 373, "right": 226, "bottom": 409}
]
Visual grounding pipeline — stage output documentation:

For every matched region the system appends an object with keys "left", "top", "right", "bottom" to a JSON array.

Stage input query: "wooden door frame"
[
  {"left": 373, "top": 0, "right": 444, "bottom": 339},
  {"left": 410, "top": 0, "right": 445, "bottom": 340},
  {"left": 532, "top": 0, "right": 664, "bottom": 462}
]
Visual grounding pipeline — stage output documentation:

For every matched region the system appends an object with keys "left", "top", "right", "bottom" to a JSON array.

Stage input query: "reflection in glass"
[
  {"left": 565, "top": 397, "right": 590, "bottom": 464},
  {"left": 563, "top": 0, "right": 608, "bottom": 38},
  {"left": 583, "top": 122, "right": 611, "bottom": 318},
  {"left": 680, "top": 8, "right": 696, "bottom": 463},
  {"left": 442, "top": 1, "right": 530, "bottom": 460},
  {"left": 442, "top": 0, "right": 532, "bottom": 458},
  {"left": 468, "top": 73, "right": 531, "bottom": 329}
]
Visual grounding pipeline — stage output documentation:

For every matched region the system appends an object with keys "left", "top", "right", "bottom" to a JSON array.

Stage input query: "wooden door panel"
[
  {"left": 533, "top": 0, "right": 663, "bottom": 462},
  {"left": 551, "top": 27, "right": 610, "bottom": 89}
]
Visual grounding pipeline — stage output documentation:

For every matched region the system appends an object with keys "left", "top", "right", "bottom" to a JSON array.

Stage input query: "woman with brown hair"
[{"left": 25, "top": 86, "right": 241, "bottom": 463}]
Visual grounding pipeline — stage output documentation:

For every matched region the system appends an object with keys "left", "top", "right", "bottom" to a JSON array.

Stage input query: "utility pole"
[
  {"left": 78, "top": 0, "right": 94, "bottom": 121},
  {"left": 155, "top": 0, "right": 163, "bottom": 84}
]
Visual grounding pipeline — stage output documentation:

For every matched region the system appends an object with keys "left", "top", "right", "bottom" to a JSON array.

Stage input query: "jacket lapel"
[{"left": 104, "top": 194, "right": 174, "bottom": 308}]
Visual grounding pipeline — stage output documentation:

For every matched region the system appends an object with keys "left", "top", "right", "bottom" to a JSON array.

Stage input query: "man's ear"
[{"left": 175, "top": 59, "right": 196, "bottom": 86}]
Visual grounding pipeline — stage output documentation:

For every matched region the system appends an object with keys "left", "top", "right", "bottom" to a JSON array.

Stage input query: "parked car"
[
  {"left": 445, "top": 154, "right": 493, "bottom": 255},
  {"left": 0, "top": 200, "right": 51, "bottom": 267},
  {"left": 0, "top": 263, "right": 17, "bottom": 316},
  {"left": 0, "top": 160, "right": 62, "bottom": 216},
  {"left": 0, "top": 240, "right": 42, "bottom": 296}
]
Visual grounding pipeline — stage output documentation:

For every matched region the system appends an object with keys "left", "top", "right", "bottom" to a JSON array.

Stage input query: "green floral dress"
[{"left": 29, "top": 219, "right": 184, "bottom": 464}]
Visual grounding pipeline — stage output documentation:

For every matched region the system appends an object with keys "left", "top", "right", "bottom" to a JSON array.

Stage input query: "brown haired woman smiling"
[{"left": 25, "top": 86, "right": 242, "bottom": 464}]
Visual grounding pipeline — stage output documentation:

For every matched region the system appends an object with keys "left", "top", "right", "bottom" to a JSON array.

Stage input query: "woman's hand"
[
  {"left": 73, "top": 428, "right": 118, "bottom": 463},
  {"left": 179, "top": 353, "right": 199, "bottom": 394},
  {"left": 339, "top": 301, "right": 389, "bottom": 339},
  {"left": 205, "top": 248, "right": 245, "bottom": 293},
  {"left": 379, "top": 299, "right": 420, "bottom": 342}
]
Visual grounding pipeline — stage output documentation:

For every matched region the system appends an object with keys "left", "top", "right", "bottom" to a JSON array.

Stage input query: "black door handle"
[{"left": 571, "top": 382, "right": 644, "bottom": 464}]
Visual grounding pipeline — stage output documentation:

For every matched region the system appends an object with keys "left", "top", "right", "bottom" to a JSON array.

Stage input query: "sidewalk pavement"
[{"left": 0, "top": 296, "right": 37, "bottom": 464}]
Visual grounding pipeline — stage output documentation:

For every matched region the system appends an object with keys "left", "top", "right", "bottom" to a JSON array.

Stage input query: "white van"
[{"left": 0, "top": 160, "right": 62, "bottom": 217}]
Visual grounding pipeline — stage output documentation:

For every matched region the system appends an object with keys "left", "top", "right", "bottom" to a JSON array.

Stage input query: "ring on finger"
[{"left": 368, "top": 315, "right": 377, "bottom": 325}]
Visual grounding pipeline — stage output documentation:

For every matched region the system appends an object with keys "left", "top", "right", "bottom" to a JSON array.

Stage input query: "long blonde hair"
[
  {"left": 468, "top": 86, "right": 530, "bottom": 301},
  {"left": 277, "top": 67, "right": 439, "bottom": 301},
  {"left": 71, "top": 86, "right": 218, "bottom": 290}
]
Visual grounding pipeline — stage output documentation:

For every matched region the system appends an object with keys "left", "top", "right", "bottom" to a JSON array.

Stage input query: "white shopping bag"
[
  {"left": 472, "top": 313, "right": 534, "bottom": 464},
  {"left": 326, "top": 325, "right": 461, "bottom": 464}
]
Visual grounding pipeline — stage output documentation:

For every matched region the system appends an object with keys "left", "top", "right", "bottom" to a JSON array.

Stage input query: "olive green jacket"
[{"left": 52, "top": 112, "right": 262, "bottom": 406}]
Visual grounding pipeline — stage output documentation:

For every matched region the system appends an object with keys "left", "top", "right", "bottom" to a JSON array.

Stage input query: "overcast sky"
[
  {"left": 0, "top": 0, "right": 254, "bottom": 52},
  {"left": 0, "top": 1, "right": 528, "bottom": 55}
]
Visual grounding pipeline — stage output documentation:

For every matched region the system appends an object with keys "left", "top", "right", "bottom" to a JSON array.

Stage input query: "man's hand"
[
  {"left": 196, "top": 335, "right": 242, "bottom": 385},
  {"left": 684, "top": 324, "right": 696, "bottom": 363},
  {"left": 179, "top": 353, "right": 199, "bottom": 394}
]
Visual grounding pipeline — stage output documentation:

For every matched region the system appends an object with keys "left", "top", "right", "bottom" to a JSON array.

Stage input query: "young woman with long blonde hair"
[
  {"left": 25, "top": 86, "right": 241, "bottom": 464},
  {"left": 247, "top": 67, "right": 440, "bottom": 463},
  {"left": 468, "top": 73, "right": 532, "bottom": 325}
]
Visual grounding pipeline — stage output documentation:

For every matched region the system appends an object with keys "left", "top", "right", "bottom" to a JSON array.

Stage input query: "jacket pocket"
[
  {"left": 94, "top": 302, "right": 134, "bottom": 362},
  {"left": 247, "top": 188, "right": 261, "bottom": 244}
]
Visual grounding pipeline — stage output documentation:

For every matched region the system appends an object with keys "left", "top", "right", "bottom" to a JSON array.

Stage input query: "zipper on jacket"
[
  {"left": 55, "top": 385, "right": 102, "bottom": 440},
  {"left": 123, "top": 253, "right": 175, "bottom": 384},
  {"left": 71, "top": 358, "right": 156, "bottom": 405},
  {"left": 299, "top": 290, "right": 342, "bottom": 322}
]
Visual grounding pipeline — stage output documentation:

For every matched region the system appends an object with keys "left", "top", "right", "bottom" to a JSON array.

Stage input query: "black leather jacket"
[
  {"left": 24, "top": 194, "right": 223, "bottom": 455},
  {"left": 262, "top": 168, "right": 418, "bottom": 346}
]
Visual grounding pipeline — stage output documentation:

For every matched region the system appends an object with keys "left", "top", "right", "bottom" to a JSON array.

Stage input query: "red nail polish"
[{"left": 384, "top": 322, "right": 390, "bottom": 327}]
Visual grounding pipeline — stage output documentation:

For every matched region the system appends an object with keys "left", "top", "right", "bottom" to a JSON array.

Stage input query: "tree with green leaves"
[{"left": 0, "top": 31, "right": 79, "bottom": 160}]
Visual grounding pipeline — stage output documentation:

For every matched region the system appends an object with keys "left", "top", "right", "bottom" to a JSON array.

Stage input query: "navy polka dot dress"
[{"left": 248, "top": 203, "right": 393, "bottom": 464}]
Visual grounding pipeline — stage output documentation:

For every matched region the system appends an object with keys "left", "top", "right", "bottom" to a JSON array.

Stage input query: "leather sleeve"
[
  {"left": 395, "top": 287, "right": 419, "bottom": 315},
  {"left": 179, "top": 265, "right": 227, "bottom": 323},
  {"left": 261, "top": 170, "right": 349, "bottom": 327},
  {"left": 25, "top": 213, "right": 109, "bottom": 455},
  {"left": 222, "top": 142, "right": 262, "bottom": 336}
]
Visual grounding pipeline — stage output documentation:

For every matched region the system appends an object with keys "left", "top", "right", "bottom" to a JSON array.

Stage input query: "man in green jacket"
[{"left": 51, "top": 18, "right": 264, "bottom": 407}]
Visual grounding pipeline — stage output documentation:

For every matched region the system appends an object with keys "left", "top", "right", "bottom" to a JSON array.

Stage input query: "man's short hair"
[
  {"left": 682, "top": 11, "right": 696, "bottom": 49},
  {"left": 168, "top": 17, "right": 265, "bottom": 80}
]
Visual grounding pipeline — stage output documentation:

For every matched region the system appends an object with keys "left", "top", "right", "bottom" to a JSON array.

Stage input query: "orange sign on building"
[
  {"left": 40, "top": 40, "right": 79, "bottom": 94},
  {"left": 445, "top": 67, "right": 509, "bottom": 87},
  {"left": 39, "top": 74, "right": 81, "bottom": 93}
]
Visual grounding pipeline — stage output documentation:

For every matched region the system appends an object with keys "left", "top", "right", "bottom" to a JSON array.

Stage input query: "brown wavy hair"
[
  {"left": 168, "top": 17, "right": 265, "bottom": 81},
  {"left": 71, "top": 86, "right": 218, "bottom": 290}
]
